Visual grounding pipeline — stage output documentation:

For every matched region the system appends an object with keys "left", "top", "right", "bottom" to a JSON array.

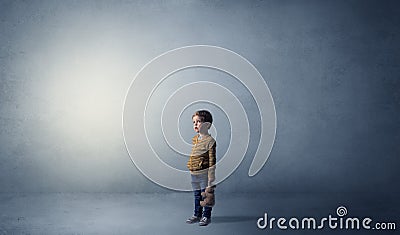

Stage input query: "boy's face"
[{"left": 192, "top": 115, "right": 210, "bottom": 134}]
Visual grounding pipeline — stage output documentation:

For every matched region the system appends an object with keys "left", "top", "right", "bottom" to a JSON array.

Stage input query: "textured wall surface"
[{"left": 0, "top": 0, "right": 399, "bottom": 193}]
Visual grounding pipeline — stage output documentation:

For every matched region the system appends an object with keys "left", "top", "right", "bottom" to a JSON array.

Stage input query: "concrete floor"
[{"left": 0, "top": 192, "right": 398, "bottom": 235}]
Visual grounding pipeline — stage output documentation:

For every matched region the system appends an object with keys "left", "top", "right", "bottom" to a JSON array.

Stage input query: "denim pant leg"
[
  {"left": 193, "top": 189, "right": 202, "bottom": 217},
  {"left": 191, "top": 173, "right": 212, "bottom": 218},
  {"left": 200, "top": 178, "right": 212, "bottom": 219},
  {"left": 191, "top": 175, "right": 203, "bottom": 217},
  {"left": 201, "top": 188, "right": 212, "bottom": 218}
]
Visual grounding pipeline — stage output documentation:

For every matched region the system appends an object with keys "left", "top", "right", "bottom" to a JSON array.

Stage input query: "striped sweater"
[{"left": 187, "top": 134, "right": 216, "bottom": 177}]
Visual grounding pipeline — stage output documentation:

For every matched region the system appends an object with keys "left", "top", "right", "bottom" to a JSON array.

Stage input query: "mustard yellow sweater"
[{"left": 187, "top": 134, "right": 216, "bottom": 177}]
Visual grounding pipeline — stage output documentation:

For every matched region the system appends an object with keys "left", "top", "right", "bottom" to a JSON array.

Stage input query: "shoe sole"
[{"left": 199, "top": 220, "right": 211, "bottom": 226}]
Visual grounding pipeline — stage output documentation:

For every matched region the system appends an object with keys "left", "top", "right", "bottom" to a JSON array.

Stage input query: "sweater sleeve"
[{"left": 208, "top": 141, "right": 216, "bottom": 181}]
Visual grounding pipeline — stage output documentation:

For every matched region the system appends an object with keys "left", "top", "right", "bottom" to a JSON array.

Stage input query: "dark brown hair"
[{"left": 192, "top": 110, "right": 213, "bottom": 124}]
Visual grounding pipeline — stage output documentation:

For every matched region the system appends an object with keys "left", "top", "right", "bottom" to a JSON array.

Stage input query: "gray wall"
[{"left": 0, "top": 0, "right": 399, "bottom": 193}]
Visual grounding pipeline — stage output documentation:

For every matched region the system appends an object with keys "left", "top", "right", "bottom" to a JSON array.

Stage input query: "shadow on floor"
[{"left": 212, "top": 216, "right": 255, "bottom": 224}]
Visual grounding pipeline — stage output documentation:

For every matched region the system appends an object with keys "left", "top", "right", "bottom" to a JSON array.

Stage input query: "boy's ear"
[{"left": 205, "top": 122, "right": 211, "bottom": 129}]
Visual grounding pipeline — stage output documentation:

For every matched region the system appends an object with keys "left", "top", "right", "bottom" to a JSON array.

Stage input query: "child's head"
[{"left": 192, "top": 110, "right": 213, "bottom": 134}]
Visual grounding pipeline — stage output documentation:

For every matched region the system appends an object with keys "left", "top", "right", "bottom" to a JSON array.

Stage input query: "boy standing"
[{"left": 186, "top": 110, "right": 216, "bottom": 226}]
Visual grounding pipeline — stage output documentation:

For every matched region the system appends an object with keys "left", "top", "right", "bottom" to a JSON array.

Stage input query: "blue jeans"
[{"left": 191, "top": 173, "right": 212, "bottom": 218}]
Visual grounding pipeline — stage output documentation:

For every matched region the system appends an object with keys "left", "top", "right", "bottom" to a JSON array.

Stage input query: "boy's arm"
[{"left": 208, "top": 142, "right": 216, "bottom": 186}]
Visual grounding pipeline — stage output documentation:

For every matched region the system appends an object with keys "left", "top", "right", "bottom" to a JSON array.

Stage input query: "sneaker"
[
  {"left": 186, "top": 215, "right": 201, "bottom": 224},
  {"left": 199, "top": 217, "right": 211, "bottom": 226}
]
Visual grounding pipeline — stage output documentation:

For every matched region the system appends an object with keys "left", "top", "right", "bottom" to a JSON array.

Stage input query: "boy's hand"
[
  {"left": 208, "top": 175, "right": 215, "bottom": 182},
  {"left": 208, "top": 165, "right": 215, "bottom": 186},
  {"left": 208, "top": 174, "right": 215, "bottom": 187},
  {"left": 208, "top": 178, "right": 215, "bottom": 186}
]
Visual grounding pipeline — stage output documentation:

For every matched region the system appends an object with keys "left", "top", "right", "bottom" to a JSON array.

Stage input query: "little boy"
[{"left": 186, "top": 110, "right": 216, "bottom": 226}]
